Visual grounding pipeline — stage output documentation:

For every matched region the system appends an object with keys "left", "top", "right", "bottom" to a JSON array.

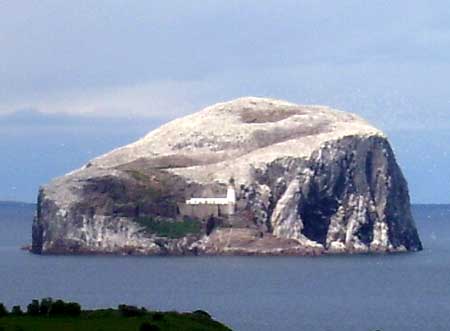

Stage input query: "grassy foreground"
[{"left": 0, "top": 300, "right": 231, "bottom": 331}]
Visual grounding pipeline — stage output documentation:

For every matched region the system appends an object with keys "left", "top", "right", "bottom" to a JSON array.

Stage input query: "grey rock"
[{"left": 32, "top": 97, "right": 422, "bottom": 255}]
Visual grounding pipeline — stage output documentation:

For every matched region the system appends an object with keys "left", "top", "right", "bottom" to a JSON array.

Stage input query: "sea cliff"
[{"left": 32, "top": 97, "right": 422, "bottom": 255}]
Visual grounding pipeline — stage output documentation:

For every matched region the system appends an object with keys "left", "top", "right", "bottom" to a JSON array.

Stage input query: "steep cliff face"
[{"left": 32, "top": 97, "right": 422, "bottom": 255}]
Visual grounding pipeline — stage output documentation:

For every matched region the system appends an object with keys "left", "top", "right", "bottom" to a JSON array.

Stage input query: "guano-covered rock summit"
[{"left": 32, "top": 97, "right": 422, "bottom": 255}]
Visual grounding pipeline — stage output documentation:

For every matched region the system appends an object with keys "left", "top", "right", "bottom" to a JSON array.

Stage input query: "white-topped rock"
[{"left": 32, "top": 97, "right": 422, "bottom": 255}]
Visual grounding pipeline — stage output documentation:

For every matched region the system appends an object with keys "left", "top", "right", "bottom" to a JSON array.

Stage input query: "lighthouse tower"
[{"left": 226, "top": 178, "right": 236, "bottom": 215}]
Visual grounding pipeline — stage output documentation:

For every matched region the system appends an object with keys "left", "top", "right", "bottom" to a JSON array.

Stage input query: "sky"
[{"left": 0, "top": 1, "right": 449, "bottom": 203}]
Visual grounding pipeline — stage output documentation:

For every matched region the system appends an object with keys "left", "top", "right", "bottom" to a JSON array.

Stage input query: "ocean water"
[{"left": 0, "top": 203, "right": 449, "bottom": 331}]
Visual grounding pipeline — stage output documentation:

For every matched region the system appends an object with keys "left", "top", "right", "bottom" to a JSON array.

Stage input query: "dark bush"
[
  {"left": 0, "top": 303, "right": 8, "bottom": 317},
  {"left": 192, "top": 309, "right": 211, "bottom": 319},
  {"left": 46, "top": 299, "right": 80, "bottom": 317},
  {"left": 152, "top": 312, "right": 164, "bottom": 321},
  {"left": 118, "top": 304, "right": 145, "bottom": 317},
  {"left": 39, "top": 298, "right": 53, "bottom": 315},
  {"left": 27, "top": 300, "right": 40, "bottom": 316},
  {"left": 64, "top": 302, "right": 81, "bottom": 317},
  {"left": 139, "top": 322, "right": 160, "bottom": 331},
  {"left": 49, "top": 300, "right": 65, "bottom": 316},
  {"left": 11, "top": 306, "right": 23, "bottom": 316}
]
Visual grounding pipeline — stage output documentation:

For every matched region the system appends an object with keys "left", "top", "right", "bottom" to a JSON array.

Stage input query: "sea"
[{"left": 1, "top": 202, "right": 449, "bottom": 331}]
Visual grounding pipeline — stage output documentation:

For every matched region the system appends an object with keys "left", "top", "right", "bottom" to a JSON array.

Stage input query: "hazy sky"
[{"left": 1, "top": 1, "right": 449, "bottom": 203}]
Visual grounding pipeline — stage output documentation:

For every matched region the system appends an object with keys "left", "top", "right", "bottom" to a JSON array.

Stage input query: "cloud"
[
  {"left": 1, "top": 1, "right": 449, "bottom": 95},
  {"left": 1, "top": 80, "right": 213, "bottom": 118},
  {"left": 2, "top": 57, "right": 450, "bottom": 133},
  {"left": 0, "top": 107, "right": 165, "bottom": 137},
  {"left": 1, "top": 1, "right": 449, "bottom": 203},
  {"left": 1, "top": 1, "right": 449, "bottom": 130}
]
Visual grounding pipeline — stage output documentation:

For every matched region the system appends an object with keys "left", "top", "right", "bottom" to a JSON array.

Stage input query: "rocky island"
[{"left": 32, "top": 97, "right": 422, "bottom": 255}]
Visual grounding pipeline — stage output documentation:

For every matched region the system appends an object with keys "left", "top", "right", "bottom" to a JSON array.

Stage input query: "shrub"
[
  {"left": 192, "top": 310, "right": 211, "bottom": 319},
  {"left": 11, "top": 306, "right": 23, "bottom": 316},
  {"left": 152, "top": 312, "right": 164, "bottom": 321},
  {"left": 65, "top": 302, "right": 81, "bottom": 317},
  {"left": 118, "top": 304, "right": 145, "bottom": 317},
  {"left": 27, "top": 299, "right": 40, "bottom": 316},
  {"left": 49, "top": 300, "right": 65, "bottom": 316},
  {"left": 39, "top": 298, "right": 53, "bottom": 315},
  {"left": 0, "top": 303, "right": 8, "bottom": 317},
  {"left": 47, "top": 300, "right": 81, "bottom": 317},
  {"left": 139, "top": 322, "right": 160, "bottom": 331}
]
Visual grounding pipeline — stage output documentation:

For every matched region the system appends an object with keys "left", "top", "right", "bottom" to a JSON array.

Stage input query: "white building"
[{"left": 185, "top": 180, "right": 236, "bottom": 215}]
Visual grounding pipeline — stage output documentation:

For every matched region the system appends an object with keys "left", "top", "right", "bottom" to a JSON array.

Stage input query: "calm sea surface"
[{"left": 1, "top": 203, "right": 449, "bottom": 331}]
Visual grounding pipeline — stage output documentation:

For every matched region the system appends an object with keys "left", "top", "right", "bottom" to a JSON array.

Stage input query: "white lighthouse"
[{"left": 226, "top": 178, "right": 236, "bottom": 215}]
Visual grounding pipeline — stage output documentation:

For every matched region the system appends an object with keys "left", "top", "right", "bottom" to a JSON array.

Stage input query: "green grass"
[
  {"left": 134, "top": 217, "right": 202, "bottom": 239},
  {"left": 0, "top": 310, "right": 231, "bottom": 331}
]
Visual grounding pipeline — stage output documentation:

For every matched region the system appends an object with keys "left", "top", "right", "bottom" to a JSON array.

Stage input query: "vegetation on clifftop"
[{"left": 0, "top": 299, "right": 231, "bottom": 331}]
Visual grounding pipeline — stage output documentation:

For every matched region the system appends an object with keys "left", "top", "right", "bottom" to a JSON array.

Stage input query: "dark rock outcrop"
[{"left": 32, "top": 97, "right": 422, "bottom": 255}]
